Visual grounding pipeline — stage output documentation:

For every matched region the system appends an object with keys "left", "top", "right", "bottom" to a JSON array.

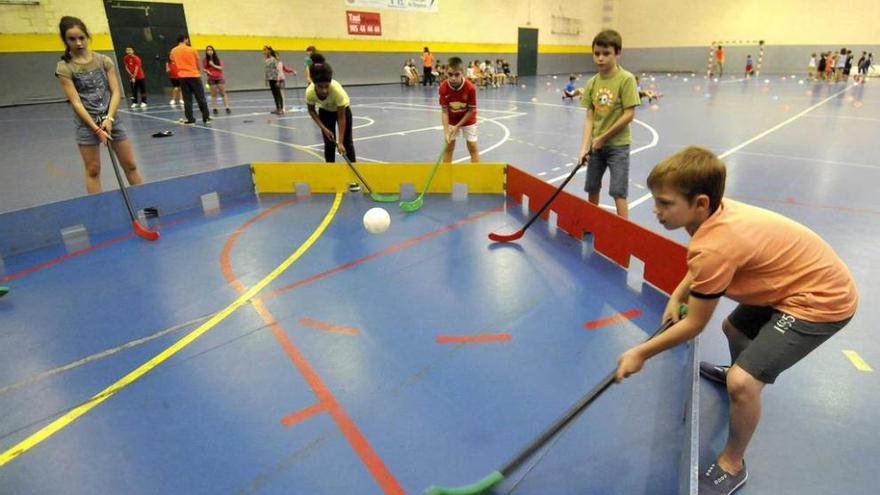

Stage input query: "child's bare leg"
[
  {"left": 444, "top": 140, "right": 456, "bottom": 162},
  {"left": 111, "top": 139, "right": 143, "bottom": 186},
  {"left": 466, "top": 140, "right": 480, "bottom": 163},
  {"left": 613, "top": 196, "right": 628, "bottom": 219},
  {"left": 78, "top": 144, "right": 102, "bottom": 193},
  {"left": 588, "top": 191, "right": 600, "bottom": 205}
]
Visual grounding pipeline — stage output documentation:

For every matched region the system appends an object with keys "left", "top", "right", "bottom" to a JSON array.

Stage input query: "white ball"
[{"left": 363, "top": 207, "right": 391, "bottom": 234}]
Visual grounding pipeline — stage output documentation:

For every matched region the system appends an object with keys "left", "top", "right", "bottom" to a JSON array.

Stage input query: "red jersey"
[
  {"left": 439, "top": 79, "right": 477, "bottom": 126},
  {"left": 123, "top": 54, "right": 144, "bottom": 80},
  {"left": 203, "top": 57, "right": 223, "bottom": 80}
]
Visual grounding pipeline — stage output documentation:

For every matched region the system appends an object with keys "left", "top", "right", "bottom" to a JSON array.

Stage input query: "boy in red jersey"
[
  {"left": 438, "top": 57, "right": 479, "bottom": 163},
  {"left": 122, "top": 47, "right": 147, "bottom": 108}
]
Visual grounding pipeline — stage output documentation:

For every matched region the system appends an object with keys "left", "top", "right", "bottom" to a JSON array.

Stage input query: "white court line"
[
  {"left": 302, "top": 124, "right": 444, "bottom": 148},
  {"left": 276, "top": 114, "right": 375, "bottom": 130},
  {"left": 380, "top": 100, "right": 524, "bottom": 115},
  {"left": 120, "top": 110, "right": 331, "bottom": 162},
  {"left": 803, "top": 114, "right": 880, "bottom": 123},
  {"left": 718, "top": 77, "right": 748, "bottom": 84},
  {"left": 628, "top": 85, "right": 855, "bottom": 209},
  {"left": 548, "top": 119, "right": 660, "bottom": 183},
  {"left": 729, "top": 150, "right": 880, "bottom": 170}
]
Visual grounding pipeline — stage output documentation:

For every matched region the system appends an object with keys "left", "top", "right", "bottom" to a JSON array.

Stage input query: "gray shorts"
[
  {"left": 728, "top": 304, "right": 853, "bottom": 384},
  {"left": 584, "top": 144, "right": 630, "bottom": 199},
  {"left": 75, "top": 116, "right": 127, "bottom": 146}
]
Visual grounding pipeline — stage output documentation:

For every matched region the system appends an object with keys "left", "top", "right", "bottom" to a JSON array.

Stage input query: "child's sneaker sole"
[{"left": 699, "top": 362, "right": 730, "bottom": 386}]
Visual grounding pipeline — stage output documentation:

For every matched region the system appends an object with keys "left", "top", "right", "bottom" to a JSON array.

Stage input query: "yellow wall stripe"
[
  {"left": 842, "top": 350, "right": 873, "bottom": 372},
  {"left": 0, "top": 33, "right": 113, "bottom": 53},
  {"left": 0, "top": 193, "right": 343, "bottom": 468},
  {"left": 0, "top": 33, "right": 587, "bottom": 55},
  {"left": 252, "top": 162, "right": 506, "bottom": 194}
]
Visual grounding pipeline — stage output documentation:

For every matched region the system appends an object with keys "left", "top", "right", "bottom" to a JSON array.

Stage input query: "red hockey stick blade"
[
  {"left": 488, "top": 229, "right": 525, "bottom": 243},
  {"left": 133, "top": 220, "right": 160, "bottom": 241}
]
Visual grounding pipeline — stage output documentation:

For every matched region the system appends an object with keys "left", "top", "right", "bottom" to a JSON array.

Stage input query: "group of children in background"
[
  {"left": 809, "top": 49, "right": 874, "bottom": 82},
  {"left": 402, "top": 50, "right": 516, "bottom": 89},
  {"left": 121, "top": 45, "right": 232, "bottom": 115}
]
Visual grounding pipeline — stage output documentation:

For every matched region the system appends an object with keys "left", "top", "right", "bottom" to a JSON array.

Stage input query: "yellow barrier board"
[{"left": 252, "top": 162, "right": 506, "bottom": 194}]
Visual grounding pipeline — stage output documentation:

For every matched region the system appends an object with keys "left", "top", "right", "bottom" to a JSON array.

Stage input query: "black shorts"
[
  {"left": 727, "top": 305, "right": 852, "bottom": 384},
  {"left": 170, "top": 78, "right": 180, "bottom": 87}
]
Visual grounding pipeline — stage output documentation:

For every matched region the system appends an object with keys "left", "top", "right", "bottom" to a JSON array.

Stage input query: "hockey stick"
[
  {"left": 337, "top": 150, "right": 399, "bottom": 202},
  {"left": 425, "top": 304, "right": 687, "bottom": 495},
  {"left": 106, "top": 143, "right": 159, "bottom": 241},
  {"left": 399, "top": 142, "right": 448, "bottom": 212},
  {"left": 488, "top": 150, "right": 591, "bottom": 243}
]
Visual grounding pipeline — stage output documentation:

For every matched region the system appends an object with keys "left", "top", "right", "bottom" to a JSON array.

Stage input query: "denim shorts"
[
  {"left": 74, "top": 115, "right": 127, "bottom": 145},
  {"left": 584, "top": 144, "right": 630, "bottom": 198},
  {"left": 728, "top": 304, "right": 853, "bottom": 384}
]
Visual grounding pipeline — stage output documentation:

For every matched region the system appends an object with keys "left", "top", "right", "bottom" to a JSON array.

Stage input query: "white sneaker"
[
  {"left": 139, "top": 102, "right": 147, "bottom": 108},
  {"left": 169, "top": 99, "right": 176, "bottom": 105},
  {"left": 130, "top": 103, "right": 138, "bottom": 109}
]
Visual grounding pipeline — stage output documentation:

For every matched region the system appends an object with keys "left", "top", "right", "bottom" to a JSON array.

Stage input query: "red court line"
[
  {"left": 263, "top": 205, "right": 503, "bottom": 299},
  {"left": 281, "top": 402, "right": 327, "bottom": 426},
  {"left": 436, "top": 333, "right": 512, "bottom": 343},
  {"left": 219, "top": 198, "right": 298, "bottom": 293},
  {"left": 0, "top": 199, "right": 256, "bottom": 284},
  {"left": 584, "top": 308, "right": 642, "bottom": 329},
  {"left": 0, "top": 233, "right": 133, "bottom": 283},
  {"left": 219, "top": 199, "right": 404, "bottom": 495},
  {"left": 299, "top": 317, "right": 360, "bottom": 336}
]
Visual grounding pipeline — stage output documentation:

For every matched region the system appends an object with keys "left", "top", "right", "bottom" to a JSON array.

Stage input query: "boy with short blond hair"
[
  {"left": 578, "top": 29, "right": 640, "bottom": 218},
  {"left": 615, "top": 146, "right": 858, "bottom": 495}
]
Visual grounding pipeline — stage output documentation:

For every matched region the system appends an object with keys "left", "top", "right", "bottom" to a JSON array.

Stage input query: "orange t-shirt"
[
  {"left": 715, "top": 48, "right": 725, "bottom": 62},
  {"left": 170, "top": 43, "right": 200, "bottom": 78},
  {"left": 422, "top": 52, "right": 434, "bottom": 68},
  {"left": 688, "top": 199, "right": 857, "bottom": 322}
]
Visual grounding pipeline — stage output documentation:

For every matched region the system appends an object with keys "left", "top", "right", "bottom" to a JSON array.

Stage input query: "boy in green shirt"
[{"left": 578, "top": 29, "right": 641, "bottom": 218}]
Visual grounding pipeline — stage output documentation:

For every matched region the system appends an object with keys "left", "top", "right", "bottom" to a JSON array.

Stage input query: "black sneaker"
[
  {"left": 212, "top": 108, "right": 218, "bottom": 115},
  {"left": 699, "top": 461, "right": 748, "bottom": 495},
  {"left": 699, "top": 362, "right": 730, "bottom": 386},
  {"left": 143, "top": 207, "right": 159, "bottom": 218},
  {"left": 179, "top": 118, "right": 196, "bottom": 125},
  {"left": 225, "top": 108, "right": 232, "bottom": 114},
  {"left": 204, "top": 118, "right": 213, "bottom": 125},
  {"left": 348, "top": 182, "right": 362, "bottom": 193}
]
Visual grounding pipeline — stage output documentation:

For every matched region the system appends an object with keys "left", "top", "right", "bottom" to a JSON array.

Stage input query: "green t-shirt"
[
  {"left": 305, "top": 80, "right": 350, "bottom": 111},
  {"left": 580, "top": 66, "right": 640, "bottom": 146}
]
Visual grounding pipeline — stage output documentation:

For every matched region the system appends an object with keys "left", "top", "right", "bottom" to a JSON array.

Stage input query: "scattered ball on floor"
[{"left": 363, "top": 207, "right": 391, "bottom": 234}]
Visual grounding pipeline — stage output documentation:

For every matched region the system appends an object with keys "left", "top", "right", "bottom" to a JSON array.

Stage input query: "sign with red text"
[{"left": 346, "top": 11, "right": 382, "bottom": 36}]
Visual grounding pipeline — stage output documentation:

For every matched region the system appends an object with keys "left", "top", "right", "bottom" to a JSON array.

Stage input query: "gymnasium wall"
[
  {"left": 615, "top": 0, "right": 880, "bottom": 74},
  {"left": 0, "top": 0, "right": 600, "bottom": 106}
]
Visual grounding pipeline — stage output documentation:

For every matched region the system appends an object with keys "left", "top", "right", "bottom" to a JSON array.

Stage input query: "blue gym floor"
[{"left": 1, "top": 74, "right": 878, "bottom": 494}]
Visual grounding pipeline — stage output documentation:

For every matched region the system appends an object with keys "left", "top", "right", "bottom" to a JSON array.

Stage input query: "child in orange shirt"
[{"left": 615, "top": 146, "right": 857, "bottom": 495}]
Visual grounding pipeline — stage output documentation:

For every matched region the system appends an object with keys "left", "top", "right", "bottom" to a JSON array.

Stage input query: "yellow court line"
[
  {"left": 0, "top": 193, "right": 343, "bottom": 468},
  {"left": 842, "top": 350, "right": 873, "bottom": 372}
]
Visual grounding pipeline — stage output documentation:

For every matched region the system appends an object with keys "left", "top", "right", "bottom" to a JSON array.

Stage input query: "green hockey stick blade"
[
  {"left": 370, "top": 192, "right": 400, "bottom": 203},
  {"left": 0, "top": 287, "right": 8, "bottom": 298},
  {"left": 398, "top": 195, "right": 424, "bottom": 212},
  {"left": 424, "top": 471, "right": 504, "bottom": 495}
]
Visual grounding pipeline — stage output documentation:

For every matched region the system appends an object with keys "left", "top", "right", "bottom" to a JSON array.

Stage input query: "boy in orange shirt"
[
  {"left": 615, "top": 146, "right": 857, "bottom": 495},
  {"left": 170, "top": 34, "right": 211, "bottom": 125}
]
